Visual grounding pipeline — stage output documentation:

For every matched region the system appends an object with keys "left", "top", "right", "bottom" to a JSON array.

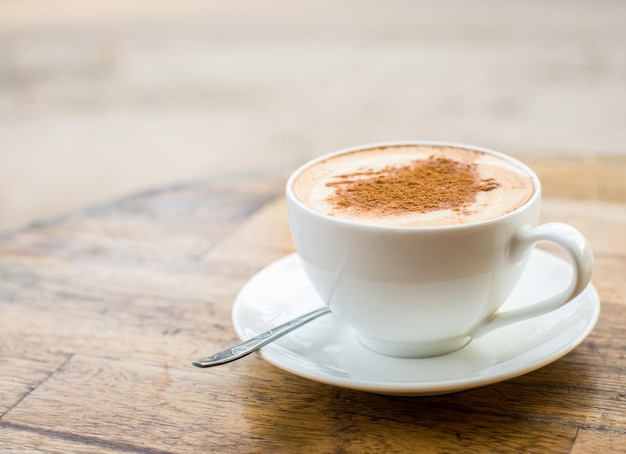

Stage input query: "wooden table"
[{"left": 1, "top": 156, "right": 625, "bottom": 453}]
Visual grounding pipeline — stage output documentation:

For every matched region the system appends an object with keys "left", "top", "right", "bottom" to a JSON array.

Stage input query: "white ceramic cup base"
[{"left": 357, "top": 333, "right": 472, "bottom": 358}]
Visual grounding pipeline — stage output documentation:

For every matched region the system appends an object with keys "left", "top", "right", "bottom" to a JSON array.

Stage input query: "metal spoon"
[{"left": 192, "top": 306, "right": 331, "bottom": 368}]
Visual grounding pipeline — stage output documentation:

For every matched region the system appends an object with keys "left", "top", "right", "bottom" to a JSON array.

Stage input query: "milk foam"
[{"left": 292, "top": 145, "right": 535, "bottom": 227}]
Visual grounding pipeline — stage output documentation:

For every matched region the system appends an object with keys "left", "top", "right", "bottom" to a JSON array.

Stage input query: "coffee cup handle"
[{"left": 472, "top": 222, "right": 594, "bottom": 337}]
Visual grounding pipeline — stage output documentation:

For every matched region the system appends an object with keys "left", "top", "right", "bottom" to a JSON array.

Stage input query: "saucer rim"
[{"left": 232, "top": 250, "right": 600, "bottom": 395}]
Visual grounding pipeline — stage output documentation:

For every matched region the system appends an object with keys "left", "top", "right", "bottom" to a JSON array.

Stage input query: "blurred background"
[{"left": 1, "top": 0, "right": 625, "bottom": 232}]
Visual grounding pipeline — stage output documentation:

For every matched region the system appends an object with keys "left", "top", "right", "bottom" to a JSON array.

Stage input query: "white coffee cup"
[{"left": 286, "top": 141, "right": 593, "bottom": 357}]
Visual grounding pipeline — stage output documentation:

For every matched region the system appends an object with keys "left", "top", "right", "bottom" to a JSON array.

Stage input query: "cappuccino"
[{"left": 292, "top": 144, "right": 535, "bottom": 227}]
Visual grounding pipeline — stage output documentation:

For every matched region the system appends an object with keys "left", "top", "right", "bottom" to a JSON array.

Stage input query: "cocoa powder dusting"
[{"left": 326, "top": 156, "right": 499, "bottom": 216}]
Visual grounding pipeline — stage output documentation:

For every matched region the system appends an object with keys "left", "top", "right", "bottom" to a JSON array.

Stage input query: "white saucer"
[{"left": 232, "top": 249, "right": 600, "bottom": 396}]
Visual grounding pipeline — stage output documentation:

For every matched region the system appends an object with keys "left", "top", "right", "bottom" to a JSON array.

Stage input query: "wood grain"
[{"left": 0, "top": 160, "right": 625, "bottom": 453}]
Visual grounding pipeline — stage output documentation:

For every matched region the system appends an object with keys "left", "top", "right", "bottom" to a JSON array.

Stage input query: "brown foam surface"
[{"left": 292, "top": 145, "right": 535, "bottom": 227}]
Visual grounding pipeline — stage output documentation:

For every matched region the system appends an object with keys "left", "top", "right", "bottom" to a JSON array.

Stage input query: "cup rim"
[{"left": 285, "top": 140, "right": 542, "bottom": 231}]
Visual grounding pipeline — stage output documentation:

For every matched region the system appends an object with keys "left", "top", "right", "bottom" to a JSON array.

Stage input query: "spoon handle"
[{"left": 192, "top": 307, "right": 331, "bottom": 368}]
